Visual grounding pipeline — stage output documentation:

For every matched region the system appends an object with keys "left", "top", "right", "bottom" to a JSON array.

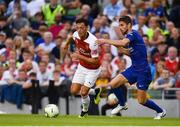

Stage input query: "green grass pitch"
[{"left": 0, "top": 114, "right": 179, "bottom": 126}]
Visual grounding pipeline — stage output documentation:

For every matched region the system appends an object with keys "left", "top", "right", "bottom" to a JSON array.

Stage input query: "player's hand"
[
  {"left": 62, "top": 35, "right": 73, "bottom": 50},
  {"left": 61, "top": 42, "right": 69, "bottom": 50},
  {"left": 70, "top": 52, "right": 79, "bottom": 61},
  {"left": 96, "top": 38, "right": 106, "bottom": 45}
]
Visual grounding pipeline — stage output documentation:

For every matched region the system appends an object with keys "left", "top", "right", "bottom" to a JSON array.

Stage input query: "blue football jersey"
[{"left": 125, "top": 30, "right": 149, "bottom": 71}]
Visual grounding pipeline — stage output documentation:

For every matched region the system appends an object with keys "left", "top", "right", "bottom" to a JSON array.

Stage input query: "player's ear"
[
  {"left": 127, "top": 23, "right": 131, "bottom": 29},
  {"left": 87, "top": 25, "right": 90, "bottom": 31}
]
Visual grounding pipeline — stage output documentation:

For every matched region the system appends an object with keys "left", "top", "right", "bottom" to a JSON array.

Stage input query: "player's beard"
[
  {"left": 120, "top": 28, "right": 128, "bottom": 35},
  {"left": 124, "top": 29, "right": 129, "bottom": 35},
  {"left": 80, "top": 32, "right": 88, "bottom": 40}
]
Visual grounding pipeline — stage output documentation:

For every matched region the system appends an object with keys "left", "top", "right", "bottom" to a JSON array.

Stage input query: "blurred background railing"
[{"left": 128, "top": 88, "right": 180, "bottom": 100}]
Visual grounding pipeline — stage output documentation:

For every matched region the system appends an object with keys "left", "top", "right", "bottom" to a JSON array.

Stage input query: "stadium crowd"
[{"left": 0, "top": 0, "right": 179, "bottom": 113}]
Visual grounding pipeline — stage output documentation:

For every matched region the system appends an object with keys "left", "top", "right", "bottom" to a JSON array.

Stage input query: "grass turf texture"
[{"left": 0, "top": 114, "right": 179, "bottom": 126}]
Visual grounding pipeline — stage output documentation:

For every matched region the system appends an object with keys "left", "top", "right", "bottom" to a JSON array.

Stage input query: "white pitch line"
[{"left": 0, "top": 126, "right": 179, "bottom": 127}]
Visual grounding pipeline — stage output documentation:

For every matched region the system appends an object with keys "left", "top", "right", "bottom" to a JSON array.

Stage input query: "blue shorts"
[{"left": 121, "top": 66, "right": 152, "bottom": 90}]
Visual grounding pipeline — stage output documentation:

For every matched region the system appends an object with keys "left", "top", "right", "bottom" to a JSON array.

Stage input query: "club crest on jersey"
[
  {"left": 91, "top": 50, "right": 98, "bottom": 55},
  {"left": 129, "top": 47, "right": 134, "bottom": 53}
]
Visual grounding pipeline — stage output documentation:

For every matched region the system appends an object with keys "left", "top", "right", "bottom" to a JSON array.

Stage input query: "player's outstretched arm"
[
  {"left": 96, "top": 38, "right": 130, "bottom": 47},
  {"left": 118, "top": 46, "right": 130, "bottom": 56},
  {"left": 63, "top": 36, "right": 73, "bottom": 49},
  {"left": 61, "top": 36, "right": 73, "bottom": 59}
]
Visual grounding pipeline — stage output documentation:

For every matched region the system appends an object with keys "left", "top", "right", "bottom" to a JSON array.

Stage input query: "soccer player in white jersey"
[{"left": 64, "top": 18, "right": 101, "bottom": 117}]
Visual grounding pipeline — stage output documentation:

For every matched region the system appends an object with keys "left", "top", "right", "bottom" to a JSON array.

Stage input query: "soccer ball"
[
  {"left": 108, "top": 93, "right": 118, "bottom": 101},
  {"left": 44, "top": 104, "right": 59, "bottom": 118}
]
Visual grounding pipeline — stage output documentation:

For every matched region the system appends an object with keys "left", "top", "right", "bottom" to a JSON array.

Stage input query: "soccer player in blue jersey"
[{"left": 96, "top": 16, "right": 166, "bottom": 119}]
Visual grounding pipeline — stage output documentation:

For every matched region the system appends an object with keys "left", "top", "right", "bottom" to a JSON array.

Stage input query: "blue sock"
[
  {"left": 112, "top": 87, "right": 126, "bottom": 106},
  {"left": 143, "top": 99, "right": 163, "bottom": 113}
]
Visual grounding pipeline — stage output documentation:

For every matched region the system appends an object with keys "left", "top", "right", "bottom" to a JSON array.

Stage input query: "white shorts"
[{"left": 72, "top": 64, "right": 101, "bottom": 88}]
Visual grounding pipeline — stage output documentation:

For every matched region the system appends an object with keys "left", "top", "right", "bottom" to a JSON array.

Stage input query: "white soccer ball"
[
  {"left": 108, "top": 93, "right": 118, "bottom": 101},
  {"left": 44, "top": 104, "right": 59, "bottom": 118}
]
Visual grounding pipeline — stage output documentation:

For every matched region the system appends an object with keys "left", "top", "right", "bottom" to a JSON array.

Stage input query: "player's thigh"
[
  {"left": 84, "top": 67, "right": 101, "bottom": 88},
  {"left": 121, "top": 67, "right": 137, "bottom": 85},
  {"left": 71, "top": 83, "right": 81, "bottom": 95},
  {"left": 72, "top": 65, "right": 86, "bottom": 85},
  {"left": 136, "top": 69, "right": 152, "bottom": 91},
  {"left": 137, "top": 89, "right": 148, "bottom": 104},
  {"left": 80, "top": 85, "right": 90, "bottom": 97},
  {"left": 110, "top": 74, "right": 128, "bottom": 88}
]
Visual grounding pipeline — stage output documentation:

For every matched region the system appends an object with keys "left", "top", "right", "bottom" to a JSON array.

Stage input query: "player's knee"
[
  {"left": 70, "top": 87, "right": 78, "bottom": 95},
  {"left": 111, "top": 83, "right": 117, "bottom": 88},
  {"left": 137, "top": 98, "right": 146, "bottom": 105},
  {"left": 111, "top": 82, "right": 123, "bottom": 88}
]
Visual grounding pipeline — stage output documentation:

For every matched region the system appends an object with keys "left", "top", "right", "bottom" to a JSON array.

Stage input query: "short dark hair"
[
  {"left": 119, "top": 16, "right": 132, "bottom": 25},
  {"left": 76, "top": 18, "right": 89, "bottom": 26}
]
